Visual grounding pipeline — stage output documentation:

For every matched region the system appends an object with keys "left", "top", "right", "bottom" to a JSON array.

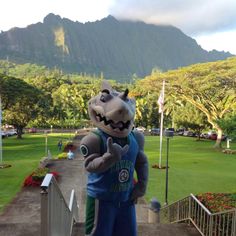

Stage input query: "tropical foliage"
[
  {"left": 0, "top": 57, "right": 236, "bottom": 148},
  {"left": 133, "top": 57, "right": 236, "bottom": 147}
]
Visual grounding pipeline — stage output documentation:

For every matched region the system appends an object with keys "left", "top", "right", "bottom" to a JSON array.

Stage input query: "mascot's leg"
[
  {"left": 85, "top": 196, "right": 116, "bottom": 236},
  {"left": 113, "top": 203, "right": 137, "bottom": 236}
]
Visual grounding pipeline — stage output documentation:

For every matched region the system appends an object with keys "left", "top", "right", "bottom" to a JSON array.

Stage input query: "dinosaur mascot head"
[{"left": 88, "top": 81, "right": 135, "bottom": 138}]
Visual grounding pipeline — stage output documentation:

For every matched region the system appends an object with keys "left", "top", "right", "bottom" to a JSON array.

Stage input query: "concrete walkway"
[{"left": 0, "top": 151, "right": 86, "bottom": 235}]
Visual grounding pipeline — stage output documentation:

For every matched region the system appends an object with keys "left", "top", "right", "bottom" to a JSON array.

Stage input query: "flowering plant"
[
  {"left": 32, "top": 167, "right": 49, "bottom": 181},
  {"left": 197, "top": 192, "right": 236, "bottom": 213},
  {"left": 57, "top": 152, "right": 68, "bottom": 159},
  {"left": 23, "top": 167, "right": 59, "bottom": 187}
]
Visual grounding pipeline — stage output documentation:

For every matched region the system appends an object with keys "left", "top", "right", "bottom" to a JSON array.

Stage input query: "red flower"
[{"left": 23, "top": 171, "right": 60, "bottom": 187}]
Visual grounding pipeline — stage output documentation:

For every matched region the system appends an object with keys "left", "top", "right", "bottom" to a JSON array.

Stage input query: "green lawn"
[
  {"left": 0, "top": 133, "right": 235, "bottom": 212},
  {"left": 0, "top": 133, "right": 73, "bottom": 212},
  {"left": 145, "top": 136, "right": 236, "bottom": 205}
]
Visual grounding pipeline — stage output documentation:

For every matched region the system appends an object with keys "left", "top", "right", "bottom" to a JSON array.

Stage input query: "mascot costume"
[{"left": 80, "top": 81, "right": 148, "bottom": 236}]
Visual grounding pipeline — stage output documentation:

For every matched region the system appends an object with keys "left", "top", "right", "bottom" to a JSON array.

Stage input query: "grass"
[
  {"left": 0, "top": 133, "right": 235, "bottom": 212},
  {"left": 0, "top": 132, "right": 73, "bottom": 212},
  {"left": 145, "top": 136, "right": 236, "bottom": 205}
]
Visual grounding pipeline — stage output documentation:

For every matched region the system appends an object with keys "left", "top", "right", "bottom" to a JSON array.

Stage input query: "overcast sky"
[{"left": 0, "top": 0, "right": 236, "bottom": 54}]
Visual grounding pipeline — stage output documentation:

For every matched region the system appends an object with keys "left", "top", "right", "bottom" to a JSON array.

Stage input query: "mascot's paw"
[
  {"left": 106, "top": 137, "right": 129, "bottom": 161},
  {"left": 131, "top": 183, "right": 146, "bottom": 200}
]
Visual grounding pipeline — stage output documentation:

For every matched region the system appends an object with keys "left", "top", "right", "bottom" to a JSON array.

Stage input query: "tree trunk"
[
  {"left": 214, "top": 128, "right": 223, "bottom": 149},
  {"left": 16, "top": 126, "right": 23, "bottom": 139}
]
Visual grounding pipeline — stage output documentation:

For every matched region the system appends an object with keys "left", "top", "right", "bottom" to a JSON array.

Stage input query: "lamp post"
[
  {"left": 164, "top": 130, "right": 174, "bottom": 206},
  {"left": 44, "top": 131, "right": 48, "bottom": 157}
]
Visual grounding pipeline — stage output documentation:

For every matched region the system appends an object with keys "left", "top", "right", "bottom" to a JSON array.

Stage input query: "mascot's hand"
[
  {"left": 106, "top": 137, "right": 129, "bottom": 162},
  {"left": 131, "top": 183, "right": 146, "bottom": 201}
]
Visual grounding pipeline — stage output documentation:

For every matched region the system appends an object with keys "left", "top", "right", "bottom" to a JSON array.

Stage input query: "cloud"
[
  {"left": 109, "top": 0, "right": 236, "bottom": 35},
  {"left": 195, "top": 30, "right": 236, "bottom": 54},
  {"left": 0, "top": 0, "right": 113, "bottom": 31}
]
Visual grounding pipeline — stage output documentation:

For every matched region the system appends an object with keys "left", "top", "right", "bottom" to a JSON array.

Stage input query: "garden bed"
[
  {"left": 23, "top": 167, "right": 59, "bottom": 187},
  {"left": 197, "top": 192, "right": 236, "bottom": 213}
]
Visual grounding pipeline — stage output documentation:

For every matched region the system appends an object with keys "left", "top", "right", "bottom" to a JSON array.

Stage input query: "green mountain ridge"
[{"left": 0, "top": 13, "right": 233, "bottom": 81}]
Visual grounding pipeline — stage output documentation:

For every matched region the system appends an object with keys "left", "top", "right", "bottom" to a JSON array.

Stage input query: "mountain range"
[{"left": 0, "top": 13, "right": 233, "bottom": 81}]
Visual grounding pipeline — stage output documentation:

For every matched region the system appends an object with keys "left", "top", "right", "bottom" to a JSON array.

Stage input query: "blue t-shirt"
[{"left": 87, "top": 129, "right": 139, "bottom": 202}]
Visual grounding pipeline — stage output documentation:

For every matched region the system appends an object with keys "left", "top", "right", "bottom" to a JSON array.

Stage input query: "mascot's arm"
[
  {"left": 80, "top": 132, "right": 129, "bottom": 173},
  {"left": 131, "top": 131, "right": 149, "bottom": 200}
]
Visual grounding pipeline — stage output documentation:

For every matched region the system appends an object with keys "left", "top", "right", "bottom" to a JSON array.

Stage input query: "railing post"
[
  {"left": 188, "top": 196, "right": 191, "bottom": 219},
  {"left": 209, "top": 215, "right": 213, "bottom": 236},
  {"left": 177, "top": 201, "right": 180, "bottom": 221},
  {"left": 41, "top": 187, "right": 50, "bottom": 236},
  {"left": 233, "top": 210, "right": 236, "bottom": 236}
]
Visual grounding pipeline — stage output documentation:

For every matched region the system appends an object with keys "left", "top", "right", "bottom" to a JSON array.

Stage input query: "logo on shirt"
[{"left": 118, "top": 169, "right": 129, "bottom": 183}]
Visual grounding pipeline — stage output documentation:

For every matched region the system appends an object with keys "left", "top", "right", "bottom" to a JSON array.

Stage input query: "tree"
[
  {"left": 0, "top": 74, "right": 42, "bottom": 138},
  {"left": 169, "top": 58, "right": 236, "bottom": 148},
  {"left": 174, "top": 102, "right": 209, "bottom": 139},
  {"left": 217, "top": 114, "right": 236, "bottom": 141},
  {"left": 52, "top": 83, "right": 99, "bottom": 128},
  {"left": 0, "top": 74, "right": 27, "bottom": 110}
]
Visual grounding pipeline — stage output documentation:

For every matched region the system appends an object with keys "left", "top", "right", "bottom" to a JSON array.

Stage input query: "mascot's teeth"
[
  {"left": 96, "top": 112, "right": 131, "bottom": 131},
  {"left": 114, "top": 128, "right": 121, "bottom": 132}
]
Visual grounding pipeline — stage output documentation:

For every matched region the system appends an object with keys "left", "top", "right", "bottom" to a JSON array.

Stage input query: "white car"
[
  {"left": 1, "top": 131, "right": 8, "bottom": 138},
  {"left": 136, "top": 127, "right": 146, "bottom": 133},
  {"left": 7, "top": 130, "right": 17, "bottom": 136}
]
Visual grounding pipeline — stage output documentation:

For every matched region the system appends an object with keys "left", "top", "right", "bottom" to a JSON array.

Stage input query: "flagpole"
[
  {"left": 158, "top": 81, "right": 165, "bottom": 168},
  {"left": 159, "top": 110, "right": 164, "bottom": 168}
]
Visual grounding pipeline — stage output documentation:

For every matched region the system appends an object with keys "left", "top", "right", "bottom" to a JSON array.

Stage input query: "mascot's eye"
[
  {"left": 100, "top": 94, "right": 106, "bottom": 102},
  {"left": 100, "top": 90, "right": 111, "bottom": 102}
]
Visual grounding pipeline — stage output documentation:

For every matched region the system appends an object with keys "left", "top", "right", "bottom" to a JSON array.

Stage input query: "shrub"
[
  {"left": 57, "top": 152, "right": 68, "bottom": 159},
  {"left": 63, "top": 141, "right": 76, "bottom": 152},
  {"left": 32, "top": 167, "right": 49, "bottom": 181}
]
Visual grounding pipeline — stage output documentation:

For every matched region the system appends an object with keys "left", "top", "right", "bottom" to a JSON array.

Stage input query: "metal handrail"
[
  {"left": 41, "top": 174, "right": 79, "bottom": 236},
  {"left": 159, "top": 193, "right": 236, "bottom": 236}
]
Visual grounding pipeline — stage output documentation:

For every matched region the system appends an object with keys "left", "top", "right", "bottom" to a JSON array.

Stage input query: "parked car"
[
  {"left": 1, "top": 131, "right": 8, "bottom": 138},
  {"left": 209, "top": 133, "right": 227, "bottom": 141},
  {"left": 183, "top": 130, "right": 195, "bottom": 137},
  {"left": 176, "top": 128, "right": 185, "bottom": 136},
  {"left": 28, "top": 128, "right": 37, "bottom": 133},
  {"left": 165, "top": 128, "right": 175, "bottom": 132},
  {"left": 136, "top": 127, "right": 146, "bottom": 133},
  {"left": 149, "top": 128, "right": 160, "bottom": 136},
  {"left": 200, "top": 133, "right": 208, "bottom": 139},
  {"left": 207, "top": 130, "right": 216, "bottom": 138},
  {"left": 6, "top": 129, "right": 17, "bottom": 136}
]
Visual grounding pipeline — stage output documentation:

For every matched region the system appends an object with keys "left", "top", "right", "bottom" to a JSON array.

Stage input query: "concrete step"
[
  {"left": 71, "top": 222, "right": 201, "bottom": 236},
  {"left": 0, "top": 222, "right": 40, "bottom": 236},
  {"left": 138, "top": 223, "right": 200, "bottom": 236},
  {"left": 135, "top": 203, "right": 149, "bottom": 223},
  {"left": 71, "top": 222, "right": 85, "bottom": 236}
]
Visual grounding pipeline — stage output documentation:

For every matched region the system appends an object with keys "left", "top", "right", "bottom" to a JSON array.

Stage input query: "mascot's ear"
[{"left": 101, "top": 80, "right": 113, "bottom": 92}]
